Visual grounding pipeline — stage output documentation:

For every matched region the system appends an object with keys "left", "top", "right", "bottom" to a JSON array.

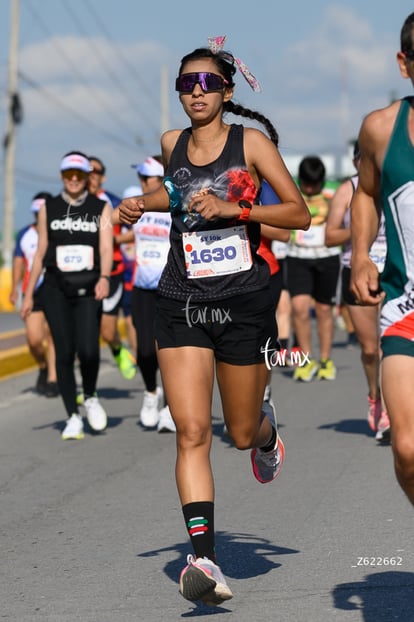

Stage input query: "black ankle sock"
[
  {"left": 260, "top": 426, "right": 277, "bottom": 452},
  {"left": 279, "top": 338, "right": 288, "bottom": 350},
  {"left": 111, "top": 344, "right": 121, "bottom": 356},
  {"left": 182, "top": 501, "right": 216, "bottom": 562}
]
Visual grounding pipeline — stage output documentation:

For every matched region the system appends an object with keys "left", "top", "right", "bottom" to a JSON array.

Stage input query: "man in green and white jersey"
[{"left": 351, "top": 11, "right": 414, "bottom": 507}]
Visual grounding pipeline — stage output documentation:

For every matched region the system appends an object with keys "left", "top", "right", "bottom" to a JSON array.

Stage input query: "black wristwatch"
[{"left": 238, "top": 200, "right": 252, "bottom": 222}]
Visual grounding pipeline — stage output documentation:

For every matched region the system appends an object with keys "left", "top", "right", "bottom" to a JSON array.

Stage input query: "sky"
[{"left": 0, "top": 0, "right": 412, "bottom": 233}]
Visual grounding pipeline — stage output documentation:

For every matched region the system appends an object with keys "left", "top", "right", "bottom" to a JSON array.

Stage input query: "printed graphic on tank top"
[
  {"left": 158, "top": 124, "right": 269, "bottom": 302},
  {"left": 379, "top": 97, "right": 414, "bottom": 340}
]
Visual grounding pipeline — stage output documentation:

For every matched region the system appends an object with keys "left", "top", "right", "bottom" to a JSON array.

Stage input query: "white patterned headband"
[{"left": 207, "top": 35, "right": 262, "bottom": 93}]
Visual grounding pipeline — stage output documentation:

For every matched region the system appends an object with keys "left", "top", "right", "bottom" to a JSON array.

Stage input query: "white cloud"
[
  {"left": 278, "top": 6, "right": 396, "bottom": 91},
  {"left": 17, "top": 35, "right": 171, "bottom": 160},
  {"left": 258, "top": 4, "right": 405, "bottom": 152},
  {"left": 19, "top": 35, "right": 168, "bottom": 82},
  {"left": 15, "top": 7, "right": 407, "bottom": 163},
  {"left": 4, "top": 3, "right": 410, "bottom": 234}
]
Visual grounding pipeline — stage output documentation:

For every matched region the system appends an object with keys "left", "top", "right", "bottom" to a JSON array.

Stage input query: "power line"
[
  {"left": 14, "top": 167, "right": 57, "bottom": 184},
  {"left": 19, "top": 71, "right": 137, "bottom": 151},
  {"left": 61, "top": 0, "right": 160, "bottom": 138},
  {"left": 24, "top": 0, "right": 140, "bottom": 144},
  {"left": 0, "top": 160, "right": 58, "bottom": 187},
  {"left": 83, "top": 0, "right": 160, "bottom": 110}
]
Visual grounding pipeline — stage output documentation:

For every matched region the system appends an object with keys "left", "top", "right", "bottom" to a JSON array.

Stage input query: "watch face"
[{"left": 239, "top": 200, "right": 252, "bottom": 209}]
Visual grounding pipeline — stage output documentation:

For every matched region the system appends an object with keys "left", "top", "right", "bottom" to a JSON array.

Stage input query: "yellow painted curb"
[
  {"left": 0, "top": 345, "right": 37, "bottom": 378},
  {"left": 0, "top": 317, "right": 129, "bottom": 380},
  {"left": 0, "top": 268, "right": 14, "bottom": 311}
]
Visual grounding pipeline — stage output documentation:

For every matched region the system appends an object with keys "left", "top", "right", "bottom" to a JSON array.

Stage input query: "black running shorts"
[
  {"left": 102, "top": 274, "right": 124, "bottom": 316},
  {"left": 154, "top": 288, "right": 278, "bottom": 365},
  {"left": 340, "top": 266, "right": 358, "bottom": 306},
  {"left": 32, "top": 288, "right": 45, "bottom": 313},
  {"left": 286, "top": 255, "right": 340, "bottom": 305}
]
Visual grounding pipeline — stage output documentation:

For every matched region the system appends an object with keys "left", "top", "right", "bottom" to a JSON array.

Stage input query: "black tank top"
[
  {"left": 43, "top": 193, "right": 106, "bottom": 294},
  {"left": 158, "top": 124, "right": 270, "bottom": 302}
]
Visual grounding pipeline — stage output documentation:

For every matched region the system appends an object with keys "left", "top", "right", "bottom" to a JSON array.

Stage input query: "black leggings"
[
  {"left": 39, "top": 282, "right": 102, "bottom": 416},
  {"left": 131, "top": 287, "right": 158, "bottom": 393}
]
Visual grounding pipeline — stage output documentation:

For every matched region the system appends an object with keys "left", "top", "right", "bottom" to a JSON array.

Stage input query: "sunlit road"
[{"left": 0, "top": 325, "right": 413, "bottom": 621}]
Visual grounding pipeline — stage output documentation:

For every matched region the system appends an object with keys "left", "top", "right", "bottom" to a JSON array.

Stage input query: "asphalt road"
[
  {"left": 0, "top": 311, "right": 23, "bottom": 333},
  {"left": 0, "top": 327, "right": 413, "bottom": 621}
]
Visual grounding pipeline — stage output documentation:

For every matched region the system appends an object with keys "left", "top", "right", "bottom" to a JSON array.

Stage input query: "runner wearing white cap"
[
  {"left": 123, "top": 157, "right": 175, "bottom": 432},
  {"left": 21, "top": 151, "right": 113, "bottom": 441},
  {"left": 131, "top": 156, "right": 165, "bottom": 179}
]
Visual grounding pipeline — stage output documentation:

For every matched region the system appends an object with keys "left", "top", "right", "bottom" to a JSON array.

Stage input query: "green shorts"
[{"left": 381, "top": 335, "right": 414, "bottom": 358}]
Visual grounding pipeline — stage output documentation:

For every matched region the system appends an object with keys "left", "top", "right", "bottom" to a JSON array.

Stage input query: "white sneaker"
[
  {"left": 157, "top": 405, "right": 176, "bottom": 433},
  {"left": 61, "top": 414, "right": 84, "bottom": 440},
  {"left": 84, "top": 396, "right": 107, "bottom": 432},
  {"left": 139, "top": 387, "right": 162, "bottom": 428},
  {"left": 250, "top": 401, "right": 285, "bottom": 483},
  {"left": 375, "top": 410, "right": 391, "bottom": 443},
  {"left": 179, "top": 554, "right": 233, "bottom": 606}
]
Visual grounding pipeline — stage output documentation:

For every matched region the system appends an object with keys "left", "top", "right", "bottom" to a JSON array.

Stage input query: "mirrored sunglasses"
[
  {"left": 175, "top": 72, "right": 228, "bottom": 93},
  {"left": 62, "top": 169, "right": 88, "bottom": 180}
]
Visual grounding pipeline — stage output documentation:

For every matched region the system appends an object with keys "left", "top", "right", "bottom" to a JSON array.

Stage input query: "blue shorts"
[
  {"left": 121, "top": 288, "right": 132, "bottom": 317},
  {"left": 154, "top": 288, "right": 278, "bottom": 366}
]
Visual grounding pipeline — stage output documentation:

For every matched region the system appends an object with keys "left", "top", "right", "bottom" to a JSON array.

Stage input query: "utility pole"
[{"left": 0, "top": 0, "right": 20, "bottom": 310}]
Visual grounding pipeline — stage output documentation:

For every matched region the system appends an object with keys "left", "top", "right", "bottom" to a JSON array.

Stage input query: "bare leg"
[
  {"left": 314, "top": 301, "right": 334, "bottom": 360},
  {"left": 25, "top": 311, "right": 48, "bottom": 368},
  {"left": 276, "top": 289, "right": 292, "bottom": 344},
  {"left": 216, "top": 360, "right": 270, "bottom": 449},
  {"left": 157, "top": 346, "right": 273, "bottom": 504},
  {"left": 157, "top": 346, "right": 215, "bottom": 505},
  {"left": 347, "top": 304, "right": 380, "bottom": 399},
  {"left": 382, "top": 355, "right": 414, "bottom": 506},
  {"left": 101, "top": 313, "right": 121, "bottom": 348},
  {"left": 291, "top": 294, "right": 312, "bottom": 356}
]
